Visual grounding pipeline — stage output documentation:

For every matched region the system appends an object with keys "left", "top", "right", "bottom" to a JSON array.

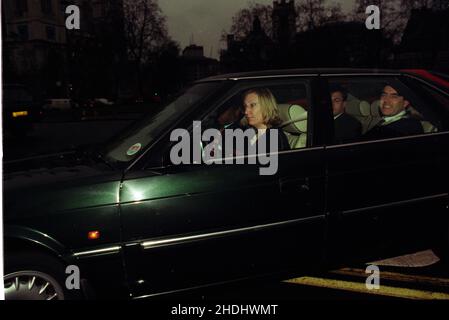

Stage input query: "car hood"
[
  {"left": 4, "top": 151, "right": 102, "bottom": 185},
  {"left": 3, "top": 151, "right": 123, "bottom": 219}
]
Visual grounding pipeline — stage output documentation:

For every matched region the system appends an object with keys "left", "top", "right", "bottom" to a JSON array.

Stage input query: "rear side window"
[
  {"left": 425, "top": 87, "right": 449, "bottom": 108},
  {"left": 327, "top": 77, "right": 443, "bottom": 145},
  {"left": 402, "top": 76, "right": 449, "bottom": 128}
]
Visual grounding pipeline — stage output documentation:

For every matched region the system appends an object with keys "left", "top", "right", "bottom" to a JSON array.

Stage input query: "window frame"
[
  {"left": 401, "top": 74, "right": 449, "bottom": 130},
  {"left": 132, "top": 77, "right": 316, "bottom": 171},
  {"left": 175, "top": 78, "right": 314, "bottom": 164},
  {"left": 323, "top": 75, "right": 445, "bottom": 146}
]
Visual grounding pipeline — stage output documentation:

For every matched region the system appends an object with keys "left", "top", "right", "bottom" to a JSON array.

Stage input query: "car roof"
[{"left": 197, "top": 68, "right": 402, "bottom": 82}]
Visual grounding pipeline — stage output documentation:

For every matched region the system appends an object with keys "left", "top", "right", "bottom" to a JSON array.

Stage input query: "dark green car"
[{"left": 3, "top": 69, "right": 449, "bottom": 300}]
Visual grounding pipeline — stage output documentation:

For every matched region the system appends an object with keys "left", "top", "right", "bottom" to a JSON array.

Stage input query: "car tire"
[{"left": 4, "top": 251, "right": 82, "bottom": 300}]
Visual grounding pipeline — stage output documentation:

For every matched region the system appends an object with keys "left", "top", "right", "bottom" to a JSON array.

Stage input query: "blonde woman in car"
[{"left": 240, "top": 88, "right": 290, "bottom": 153}]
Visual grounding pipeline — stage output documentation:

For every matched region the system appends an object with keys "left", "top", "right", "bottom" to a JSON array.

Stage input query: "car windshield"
[{"left": 103, "top": 82, "right": 223, "bottom": 166}]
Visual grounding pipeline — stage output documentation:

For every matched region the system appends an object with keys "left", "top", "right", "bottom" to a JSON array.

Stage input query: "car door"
[
  {"left": 119, "top": 78, "right": 327, "bottom": 297},
  {"left": 324, "top": 74, "right": 449, "bottom": 265},
  {"left": 401, "top": 74, "right": 449, "bottom": 250}
]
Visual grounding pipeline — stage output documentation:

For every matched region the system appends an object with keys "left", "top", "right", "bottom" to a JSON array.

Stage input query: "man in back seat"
[
  {"left": 330, "top": 85, "right": 362, "bottom": 144},
  {"left": 364, "top": 84, "right": 423, "bottom": 139}
]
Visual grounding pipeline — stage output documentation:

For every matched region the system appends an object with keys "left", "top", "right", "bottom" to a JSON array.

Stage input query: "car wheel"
[{"left": 4, "top": 252, "right": 80, "bottom": 300}]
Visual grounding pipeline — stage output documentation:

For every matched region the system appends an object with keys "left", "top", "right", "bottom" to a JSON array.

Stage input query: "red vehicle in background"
[{"left": 402, "top": 69, "right": 449, "bottom": 91}]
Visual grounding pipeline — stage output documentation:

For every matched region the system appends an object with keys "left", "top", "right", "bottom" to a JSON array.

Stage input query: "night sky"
[{"left": 159, "top": 0, "right": 355, "bottom": 59}]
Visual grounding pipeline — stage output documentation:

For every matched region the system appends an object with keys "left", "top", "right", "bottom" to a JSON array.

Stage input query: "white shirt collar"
[
  {"left": 334, "top": 113, "right": 343, "bottom": 120},
  {"left": 382, "top": 110, "right": 407, "bottom": 125}
]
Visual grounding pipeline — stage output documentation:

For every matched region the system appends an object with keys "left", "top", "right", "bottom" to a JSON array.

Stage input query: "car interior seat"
[
  {"left": 346, "top": 95, "right": 381, "bottom": 134},
  {"left": 421, "top": 121, "right": 438, "bottom": 133},
  {"left": 407, "top": 105, "right": 439, "bottom": 133},
  {"left": 278, "top": 104, "right": 308, "bottom": 149},
  {"left": 366, "top": 100, "right": 384, "bottom": 133}
]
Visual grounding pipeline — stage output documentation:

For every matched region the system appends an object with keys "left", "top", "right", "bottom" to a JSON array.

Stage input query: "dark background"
[
  {"left": 2, "top": 0, "right": 449, "bottom": 158},
  {"left": 2, "top": 1, "right": 449, "bottom": 301},
  {"left": 2, "top": 0, "right": 449, "bottom": 105}
]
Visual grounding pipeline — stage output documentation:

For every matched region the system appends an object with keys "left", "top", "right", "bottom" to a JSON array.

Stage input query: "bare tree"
[
  {"left": 353, "top": 0, "right": 447, "bottom": 43},
  {"left": 224, "top": 0, "right": 345, "bottom": 41},
  {"left": 433, "top": 0, "right": 449, "bottom": 9},
  {"left": 225, "top": 1, "right": 273, "bottom": 41},
  {"left": 398, "top": 0, "right": 449, "bottom": 8},
  {"left": 296, "top": 0, "right": 345, "bottom": 31},
  {"left": 124, "top": 0, "right": 170, "bottom": 95}
]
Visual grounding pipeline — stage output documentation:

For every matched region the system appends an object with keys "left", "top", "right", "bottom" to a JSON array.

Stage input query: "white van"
[{"left": 43, "top": 99, "right": 73, "bottom": 110}]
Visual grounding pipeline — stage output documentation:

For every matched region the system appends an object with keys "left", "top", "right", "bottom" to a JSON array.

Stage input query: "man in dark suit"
[
  {"left": 364, "top": 84, "right": 423, "bottom": 140},
  {"left": 330, "top": 85, "right": 362, "bottom": 144}
]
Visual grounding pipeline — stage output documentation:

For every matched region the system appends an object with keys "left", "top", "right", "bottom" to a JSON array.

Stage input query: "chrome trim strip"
[
  {"left": 198, "top": 72, "right": 405, "bottom": 82},
  {"left": 72, "top": 246, "right": 121, "bottom": 258},
  {"left": 141, "top": 215, "right": 325, "bottom": 250},
  {"left": 320, "top": 73, "right": 401, "bottom": 77},
  {"left": 227, "top": 72, "right": 402, "bottom": 81},
  {"left": 199, "top": 74, "right": 319, "bottom": 81},
  {"left": 228, "top": 74, "right": 319, "bottom": 81},
  {"left": 209, "top": 145, "right": 324, "bottom": 164},
  {"left": 325, "top": 131, "right": 449, "bottom": 150},
  {"left": 341, "top": 193, "right": 449, "bottom": 217},
  {"left": 277, "top": 145, "right": 324, "bottom": 155}
]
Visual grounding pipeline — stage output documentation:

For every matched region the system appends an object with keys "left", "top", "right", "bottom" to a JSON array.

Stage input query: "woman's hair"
[{"left": 240, "top": 88, "right": 282, "bottom": 128}]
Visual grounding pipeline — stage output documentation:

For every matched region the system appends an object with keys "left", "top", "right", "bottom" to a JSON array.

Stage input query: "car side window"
[
  {"left": 200, "top": 83, "right": 310, "bottom": 155},
  {"left": 402, "top": 76, "right": 449, "bottom": 132},
  {"left": 328, "top": 77, "right": 441, "bottom": 145},
  {"left": 155, "top": 81, "right": 311, "bottom": 170}
]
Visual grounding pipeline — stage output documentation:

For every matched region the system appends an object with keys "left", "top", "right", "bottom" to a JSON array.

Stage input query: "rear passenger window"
[
  {"left": 402, "top": 76, "right": 449, "bottom": 131},
  {"left": 328, "top": 77, "right": 441, "bottom": 145}
]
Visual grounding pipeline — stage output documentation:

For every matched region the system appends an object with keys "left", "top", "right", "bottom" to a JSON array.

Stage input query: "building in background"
[
  {"left": 64, "top": 0, "right": 126, "bottom": 101},
  {"left": 221, "top": 0, "right": 388, "bottom": 70},
  {"left": 272, "top": 0, "right": 296, "bottom": 48},
  {"left": 221, "top": 15, "right": 275, "bottom": 71},
  {"left": 181, "top": 44, "right": 219, "bottom": 83},
  {"left": 2, "top": 0, "right": 68, "bottom": 98},
  {"left": 2, "top": 0, "right": 127, "bottom": 101}
]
